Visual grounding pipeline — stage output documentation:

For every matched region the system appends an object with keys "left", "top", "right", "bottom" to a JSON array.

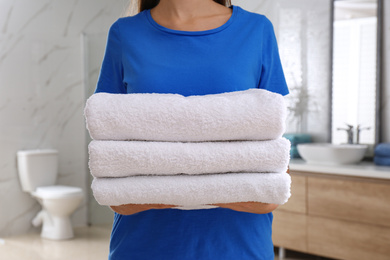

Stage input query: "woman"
[{"left": 94, "top": 0, "right": 289, "bottom": 259}]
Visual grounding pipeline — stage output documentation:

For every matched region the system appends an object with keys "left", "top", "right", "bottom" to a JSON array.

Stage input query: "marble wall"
[{"left": 0, "top": 0, "right": 126, "bottom": 237}]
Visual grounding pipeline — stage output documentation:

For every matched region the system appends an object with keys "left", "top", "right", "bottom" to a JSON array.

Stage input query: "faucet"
[
  {"left": 356, "top": 124, "right": 371, "bottom": 144},
  {"left": 337, "top": 123, "right": 354, "bottom": 144}
]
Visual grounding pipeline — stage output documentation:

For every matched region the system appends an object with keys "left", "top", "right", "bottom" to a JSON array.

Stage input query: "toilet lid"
[{"left": 35, "top": 185, "right": 83, "bottom": 199}]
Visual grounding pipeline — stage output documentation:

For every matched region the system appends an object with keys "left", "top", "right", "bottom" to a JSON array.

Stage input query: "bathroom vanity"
[{"left": 273, "top": 159, "right": 390, "bottom": 260}]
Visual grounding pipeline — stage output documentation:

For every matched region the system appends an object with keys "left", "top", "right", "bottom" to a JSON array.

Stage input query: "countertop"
[{"left": 289, "top": 158, "right": 390, "bottom": 180}]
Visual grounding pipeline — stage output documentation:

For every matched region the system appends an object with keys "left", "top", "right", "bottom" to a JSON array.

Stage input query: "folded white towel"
[
  {"left": 91, "top": 172, "right": 291, "bottom": 207},
  {"left": 88, "top": 138, "right": 290, "bottom": 177},
  {"left": 84, "top": 88, "right": 287, "bottom": 142}
]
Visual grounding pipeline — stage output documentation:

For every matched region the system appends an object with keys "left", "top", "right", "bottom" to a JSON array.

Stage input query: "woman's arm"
[
  {"left": 212, "top": 166, "right": 290, "bottom": 214},
  {"left": 111, "top": 202, "right": 278, "bottom": 215},
  {"left": 110, "top": 204, "right": 176, "bottom": 215},
  {"left": 212, "top": 202, "right": 279, "bottom": 214},
  {"left": 110, "top": 202, "right": 277, "bottom": 215},
  {"left": 111, "top": 167, "right": 290, "bottom": 215},
  {"left": 111, "top": 202, "right": 279, "bottom": 215}
]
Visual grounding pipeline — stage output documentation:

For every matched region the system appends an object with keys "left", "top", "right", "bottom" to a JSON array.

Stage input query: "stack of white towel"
[{"left": 84, "top": 88, "right": 291, "bottom": 209}]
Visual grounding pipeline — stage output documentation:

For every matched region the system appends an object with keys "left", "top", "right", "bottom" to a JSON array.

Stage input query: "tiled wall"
[
  {"left": 236, "top": 0, "right": 332, "bottom": 142},
  {"left": 0, "top": 0, "right": 125, "bottom": 237},
  {"left": 238, "top": 0, "right": 389, "bottom": 143}
]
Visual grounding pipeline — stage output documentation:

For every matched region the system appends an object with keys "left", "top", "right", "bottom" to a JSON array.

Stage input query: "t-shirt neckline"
[{"left": 145, "top": 5, "right": 237, "bottom": 36}]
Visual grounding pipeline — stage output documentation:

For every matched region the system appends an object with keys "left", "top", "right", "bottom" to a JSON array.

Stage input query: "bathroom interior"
[{"left": 0, "top": 0, "right": 389, "bottom": 259}]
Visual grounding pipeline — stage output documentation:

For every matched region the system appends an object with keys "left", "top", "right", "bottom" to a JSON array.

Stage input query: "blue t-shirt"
[{"left": 95, "top": 5, "right": 289, "bottom": 260}]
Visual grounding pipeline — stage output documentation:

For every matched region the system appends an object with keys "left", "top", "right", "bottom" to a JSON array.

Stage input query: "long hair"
[{"left": 125, "top": 0, "right": 231, "bottom": 16}]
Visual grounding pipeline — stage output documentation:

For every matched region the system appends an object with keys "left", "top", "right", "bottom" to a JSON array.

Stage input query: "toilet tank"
[{"left": 17, "top": 149, "right": 59, "bottom": 192}]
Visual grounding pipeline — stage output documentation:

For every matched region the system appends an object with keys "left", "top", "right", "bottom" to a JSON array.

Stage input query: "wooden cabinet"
[
  {"left": 273, "top": 210, "right": 308, "bottom": 252},
  {"left": 273, "top": 172, "right": 390, "bottom": 260},
  {"left": 308, "top": 215, "right": 390, "bottom": 260},
  {"left": 278, "top": 174, "right": 307, "bottom": 214}
]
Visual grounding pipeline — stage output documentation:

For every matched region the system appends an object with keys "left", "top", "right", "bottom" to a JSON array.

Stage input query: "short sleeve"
[
  {"left": 258, "top": 17, "right": 289, "bottom": 96},
  {"left": 94, "top": 20, "right": 126, "bottom": 94}
]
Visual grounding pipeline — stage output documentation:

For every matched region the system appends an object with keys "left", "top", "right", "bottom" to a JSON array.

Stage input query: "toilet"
[{"left": 16, "top": 149, "right": 84, "bottom": 240}]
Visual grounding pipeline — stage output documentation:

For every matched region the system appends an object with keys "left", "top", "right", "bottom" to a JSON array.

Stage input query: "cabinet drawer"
[
  {"left": 278, "top": 174, "right": 306, "bottom": 213},
  {"left": 273, "top": 211, "right": 307, "bottom": 252},
  {"left": 308, "top": 177, "right": 390, "bottom": 227},
  {"left": 308, "top": 215, "right": 390, "bottom": 260}
]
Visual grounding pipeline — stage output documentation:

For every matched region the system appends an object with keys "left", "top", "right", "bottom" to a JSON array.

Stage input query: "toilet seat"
[{"left": 34, "top": 185, "right": 83, "bottom": 199}]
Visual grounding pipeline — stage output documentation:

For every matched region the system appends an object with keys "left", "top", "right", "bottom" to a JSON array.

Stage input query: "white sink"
[{"left": 297, "top": 143, "right": 368, "bottom": 165}]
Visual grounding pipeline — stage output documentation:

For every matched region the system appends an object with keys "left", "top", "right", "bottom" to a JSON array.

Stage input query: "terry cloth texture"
[
  {"left": 84, "top": 88, "right": 291, "bottom": 208},
  {"left": 374, "top": 143, "right": 390, "bottom": 157},
  {"left": 84, "top": 88, "right": 287, "bottom": 142},
  {"left": 88, "top": 138, "right": 290, "bottom": 178},
  {"left": 374, "top": 156, "right": 390, "bottom": 166},
  {"left": 91, "top": 173, "right": 291, "bottom": 207}
]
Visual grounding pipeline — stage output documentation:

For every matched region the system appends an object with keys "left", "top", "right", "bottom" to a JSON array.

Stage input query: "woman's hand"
[
  {"left": 111, "top": 202, "right": 278, "bottom": 215},
  {"left": 213, "top": 167, "right": 289, "bottom": 214},
  {"left": 211, "top": 202, "right": 279, "bottom": 214},
  {"left": 111, "top": 167, "right": 289, "bottom": 215},
  {"left": 110, "top": 203, "right": 176, "bottom": 215}
]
